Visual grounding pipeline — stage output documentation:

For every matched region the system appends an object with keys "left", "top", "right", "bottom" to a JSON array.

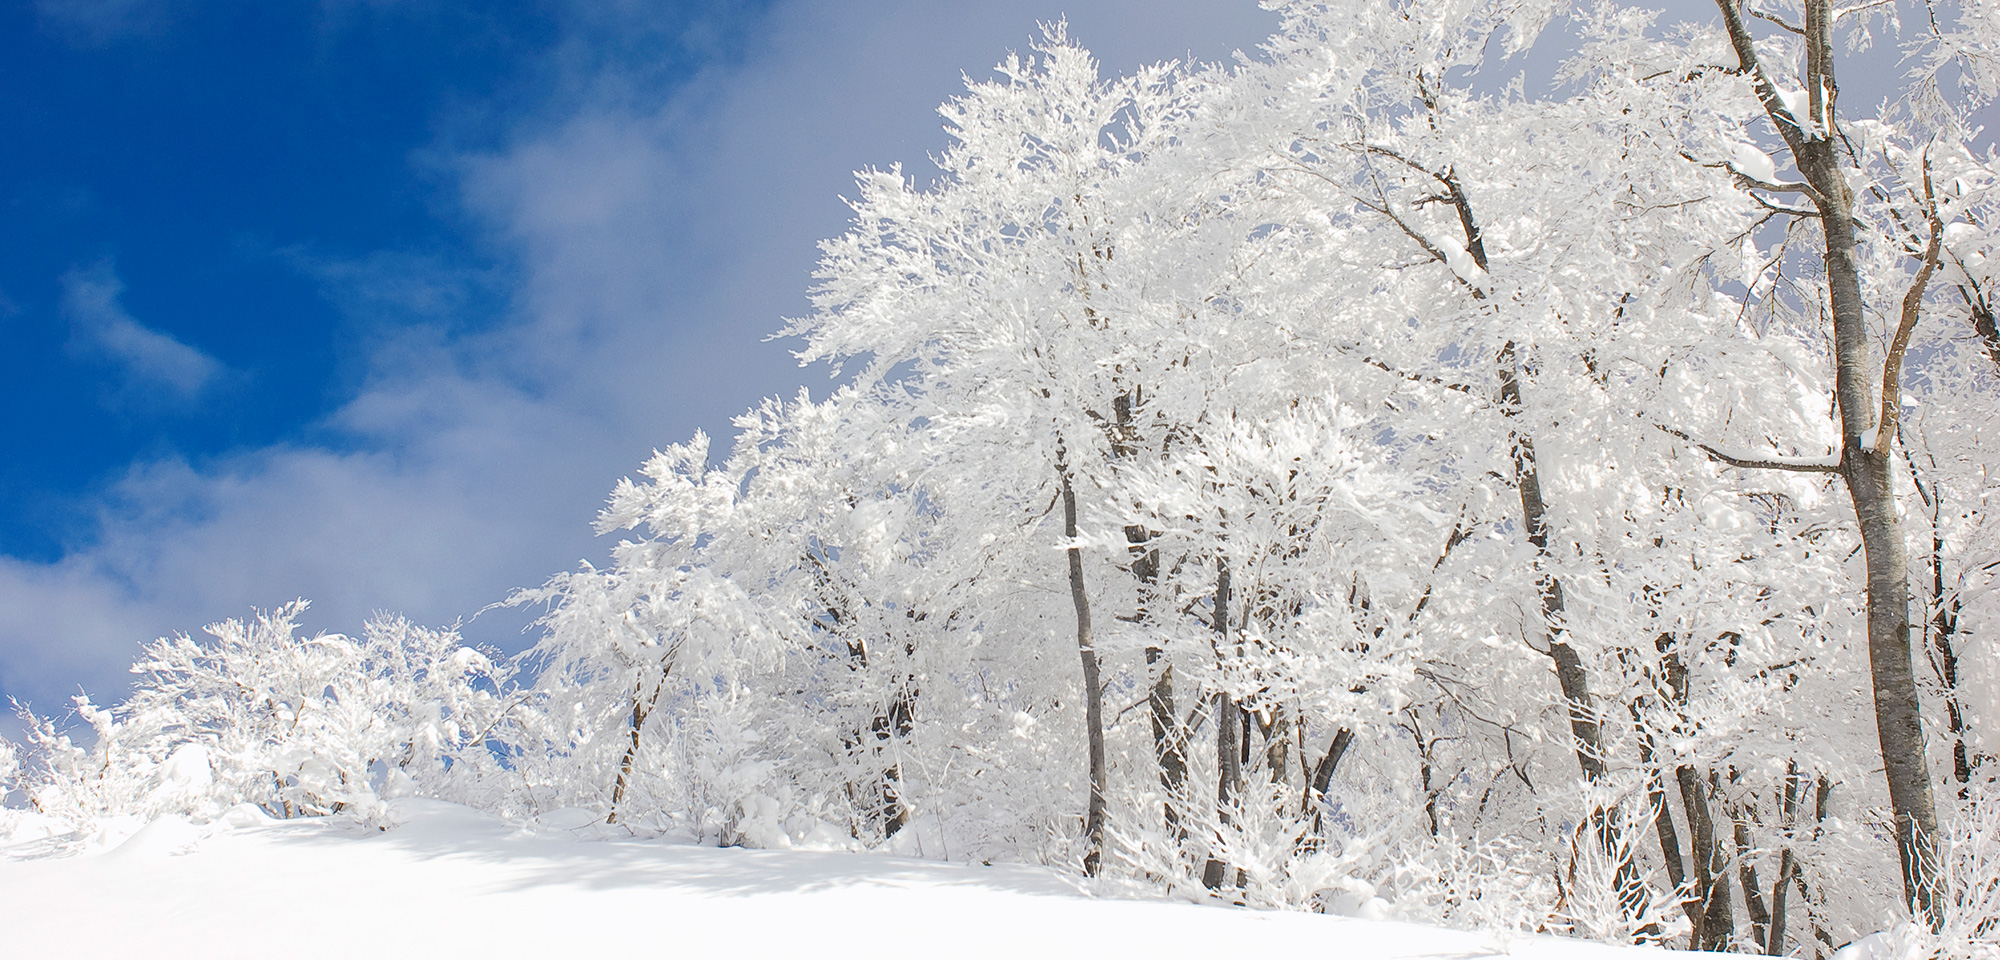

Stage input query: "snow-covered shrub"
[
  {"left": 1392, "top": 834, "right": 1563, "bottom": 936},
  {"left": 13, "top": 602, "right": 507, "bottom": 835},
  {"left": 0, "top": 734, "right": 16, "bottom": 800},
  {"left": 1923, "top": 783, "right": 2000, "bottom": 960}
]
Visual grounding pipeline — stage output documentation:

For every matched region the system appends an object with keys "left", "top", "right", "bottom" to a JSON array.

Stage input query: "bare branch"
[
  {"left": 1406, "top": 515, "right": 1472, "bottom": 626},
  {"left": 1682, "top": 147, "right": 1828, "bottom": 206},
  {"left": 1338, "top": 348, "right": 1486, "bottom": 399},
  {"left": 1879, "top": 152, "right": 1945, "bottom": 451},
  {"left": 1727, "top": 209, "right": 1781, "bottom": 245},
  {"left": 1656, "top": 424, "right": 1842, "bottom": 473},
  {"left": 1748, "top": 191, "right": 1823, "bottom": 218},
  {"left": 1351, "top": 193, "right": 1488, "bottom": 298},
  {"left": 1749, "top": 8, "right": 1807, "bottom": 34},
  {"left": 1714, "top": 0, "right": 1812, "bottom": 157},
  {"left": 1640, "top": 63, "right": 1745, "bottom": 83},
  {"left": 1734, "top": 172, "right": 1824, "bottom": 199},
  {"left": 1353, "top": 142, "right": 1453, "bottom": 191}
]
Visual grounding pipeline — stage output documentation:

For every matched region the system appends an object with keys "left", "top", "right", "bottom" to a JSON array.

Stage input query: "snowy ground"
[{"left": 0, "top": 799, "right": 1702, "bottom": 959}]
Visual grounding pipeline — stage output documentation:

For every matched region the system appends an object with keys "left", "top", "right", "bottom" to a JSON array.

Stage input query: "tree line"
[{"left": 7, "top": 1, "right": 2000, "bottom": 954}]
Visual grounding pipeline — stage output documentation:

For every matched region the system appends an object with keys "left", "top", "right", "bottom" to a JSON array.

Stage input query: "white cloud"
[
  {"left": 0, "top": 0, "right": 1279, "bottom": 725},
  {"left": 61, "top": 261, "right": 225, "bottom": 405}
]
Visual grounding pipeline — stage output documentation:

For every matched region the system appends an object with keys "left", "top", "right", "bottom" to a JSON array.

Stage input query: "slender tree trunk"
[
  {"left": 1303, "top": 725, "right": 1353, "bottom": 859},
  {"left": 1406, "top": 710, "right": 1442, "bottom": 837},
  {"left": 1840, "top": 276, "right": 1942, "bottom": 926},
  {"left": 1734, "top": 802, "right": 1773, "bottom": 951},
  {"left": 1634, "top": 704, "right": 1691, "bottom": 923},
  {"left": 1147, "top": 647, "right": 1186, "bottom": 836},
  {"left": 1308, "top": 727, "right": 1354, "bottom": 825},
  {"left": 1452, "top": 170, "right": 1627, "bottom": 889},
  {"left": 1713, "top": 0, "right": 1941, "bottom": 923},
  {"left": 1128, "top": 477, "right": 1186, "bottom": 841},
  {"left": 1503, "top": 356, "right": 1612, "bottom": 781},
  {"left": 607, "top": 692, "right": 649, "bottom": 825},
  {"left": 810, "top": 555, "right": 910, "bottom": 839},
  {"left": 1421, "top": 155, "right": 1648, "bottom": 929},
  {"left": 1203, "top": 562, "right": 1241, "bottom": 890},
  {"left": 1677, "top": 764, "right": 1734, "bottom": 950},
  {"left": 1113, "top": 392, "right": 1188, "bottom": 846},
  {"left": 1655, "top": 637, "right": 1733, "bottom": 949},
  {"left": 608, "top": 659, "right": 673, "bottom": 825},
  {"left": 1501, "top": 346, "right": 1650, "bottom": 931},
  {"left": 875, "top": 685, "right": 915, "bottom": 837},
  {"left": 1059, "top": 462, "right": 1108, "bottom": 877},
  {"left": 1784, "top": 776, "right": 1841, "bottom": 958},
  {"left": 1910, "top": 460, "right": 1978, "bottom": 794},
  {"left": 1265, "top": 704, "right": 1292, "bottom": 786},
  {"left": 1363, "top": 129, "right": 1645, "bottom": 921},
  {"left": 1767, "top": 763, "right": 1803, "bottom": 956}
]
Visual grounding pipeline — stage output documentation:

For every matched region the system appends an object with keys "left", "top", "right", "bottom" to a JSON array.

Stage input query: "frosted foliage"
[
  {"left": 7, "top": 602, "right": 508, "bottom": 838},
  {"left": 6, "top": 2, "right": 2000, "bottom": 953},
  {"left": 1932, "top": 789, "right": 2000, "bottom": 960}
]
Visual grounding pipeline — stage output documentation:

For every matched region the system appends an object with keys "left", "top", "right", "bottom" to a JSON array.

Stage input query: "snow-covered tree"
[{"left": 11, "top": 602, "right": 506, "bottom": 836}]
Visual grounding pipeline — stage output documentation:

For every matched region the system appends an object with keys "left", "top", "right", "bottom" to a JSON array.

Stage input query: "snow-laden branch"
[{"left": 1655, "top": 424, "right": 1841, "bottom": 473}]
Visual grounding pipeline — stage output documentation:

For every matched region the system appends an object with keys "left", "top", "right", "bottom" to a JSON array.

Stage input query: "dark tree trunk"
[
  {"left": 1909, "top": 460, "right": 1980, "bottom": 795},
  {"left": 875, "top": 685, "right": 915, "bottom": 837},
  {"left": 1128, "top": 515, "right": 1186, "bottom": 844},
  {"left": 1767, "top": 763, "right": 1803, "bottom": 956},
  {"left": 1308, "top": 726, "right": 1355, "bottom": 823},
  {"left": 608, "top": 658, "right": 673, "bottom": 825},
  {"left": 807, "top": 553, "right": 910, "bottom": 839},
  {"left": 1677, "top": 764, "right": 1734, "bottom": 950},
  {"left": 1422, "top": 159, "right": 1647, "bottom": 931},
  {"left": 1735, "top": 803, "right": 1773, "bottom": 951},
  {"left": 1302, "top": 725, "right": 1353, "bottom": 859},
  {"left": 1265, "top": 704, "right": 1292, "bottom": 786},
  {"left": 1501, "top": 347, "right": 1649, "bottom": 930},
  {"left": 1407, "top": 710, "right": 1441, "bottom": 837},
  {"left": 1202, "top": 563, "right": 1241, "bottom": 890},
  {"left": 1713, "top": 0, "right": 1941, "bottom": 924},
  {"left": 1146, "top": 643, "right": 1187, "bottom": 841},
  {"left": 1654, "top": 637, "right": 1715, "bottom": 943},
  {"left": 1503, "top": 355, "right": 1613, "bottom": 783},
  {"left": 1808, "top": 777, "right": 1837, "bottom": 957},
  {"left": 606, "top": 690, "right": 650, "bottom": 825},
  {"left": 1059, "top": 462, "right": 1108, "bottom": 877},
  {"left": 1436, "top": 164, "right": 1635, "bottom": 902},
  {"left": 1113, "top": 392, "right": 1188, "bottom": 846},
  {"left": 1634, "top": 705, "right": 1691, "bottom": 925}
]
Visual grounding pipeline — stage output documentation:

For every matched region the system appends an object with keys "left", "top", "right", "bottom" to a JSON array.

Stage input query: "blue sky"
[
  {"left": 0, "top": 0, "right": 1281, "bottom": 720},
  {"left": 4, "top": 1, "right": 563, "bottom": 557}
]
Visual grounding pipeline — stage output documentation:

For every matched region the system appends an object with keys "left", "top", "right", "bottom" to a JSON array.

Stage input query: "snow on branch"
[{"left": 1655, "top": 424, "right": 1841, "bottom": 473}]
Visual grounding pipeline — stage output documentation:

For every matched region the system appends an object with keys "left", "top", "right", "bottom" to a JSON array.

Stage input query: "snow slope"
[{"left": 0, "top": 800, "right": 1699, "bottom": 959}]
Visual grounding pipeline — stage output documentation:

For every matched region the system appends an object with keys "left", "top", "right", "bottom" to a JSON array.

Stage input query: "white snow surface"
[{"left": 0, "top": 799, "right": 1704, "bottom": 960}]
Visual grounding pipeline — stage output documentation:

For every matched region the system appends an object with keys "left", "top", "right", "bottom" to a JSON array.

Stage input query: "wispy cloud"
[
  {"left": 61, "top": 261, "right": 224, "bottom": 406},
  {"left": 0, "top": 1, "right": 1279, "bottom": 730}
]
